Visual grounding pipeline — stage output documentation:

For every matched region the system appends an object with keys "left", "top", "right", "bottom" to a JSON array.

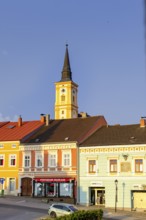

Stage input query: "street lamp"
[{"left": 115, "top": 179, "right": 118, "bottom": 212}]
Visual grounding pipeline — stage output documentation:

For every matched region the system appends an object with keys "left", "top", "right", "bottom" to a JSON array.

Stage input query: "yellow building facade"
[
  {"left": 0, "top": 141, "right": 20, "bottom": 195},
  {"left": 0, "top": 118, "right": 44, "bottom": 196}
]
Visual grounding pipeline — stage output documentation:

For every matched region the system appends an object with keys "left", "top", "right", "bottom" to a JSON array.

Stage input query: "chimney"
[
  {"left": 140, "top": 117, "right": 146, "bottom": 127},
  {"left": 40, "top": 114, "right": 46, "bottom": 123},
  {"left": 18, "top": 115, "right": 22, "bottom": 127},
  {"left": 79, "top": 112, "right": 89, "bottom": 118},
  {"left": 46, "top": 114, "right": 50, "bottom": 126}
]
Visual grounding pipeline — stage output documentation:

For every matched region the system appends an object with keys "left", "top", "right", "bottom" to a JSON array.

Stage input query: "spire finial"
[{"left": 60, "top": 44, "right": 72, "bottom": 81}]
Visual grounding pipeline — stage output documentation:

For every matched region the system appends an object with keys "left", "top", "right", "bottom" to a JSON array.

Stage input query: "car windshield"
[{"left": 69, "top": 206, "right": 78, "bottom": 212}]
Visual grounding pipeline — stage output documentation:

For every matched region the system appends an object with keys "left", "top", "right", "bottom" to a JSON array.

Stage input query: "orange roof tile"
[{"left": 0, "top": 120, "right": 44, "bottom": 141}]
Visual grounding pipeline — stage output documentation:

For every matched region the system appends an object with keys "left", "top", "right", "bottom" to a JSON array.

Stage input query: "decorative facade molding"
[{"left": 80, "top": 145, "right": 146, "bottom": 154}]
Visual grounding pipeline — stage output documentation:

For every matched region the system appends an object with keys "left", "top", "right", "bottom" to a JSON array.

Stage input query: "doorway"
[
  {"left": 21, "top": 177, "right": 32, "bottom": 196},
  {"left": 90, "top": 187, "right": 105, "bottom": 206}
]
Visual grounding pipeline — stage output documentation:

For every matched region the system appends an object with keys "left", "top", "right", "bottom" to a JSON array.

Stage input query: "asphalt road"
[{"left": 0, "top": 204, "right": 47, "bottom": 220}]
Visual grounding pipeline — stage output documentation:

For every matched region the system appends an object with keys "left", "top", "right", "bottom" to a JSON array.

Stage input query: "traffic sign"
[{"left": 0, "top": 178, "right": 5, "bottom": 184}]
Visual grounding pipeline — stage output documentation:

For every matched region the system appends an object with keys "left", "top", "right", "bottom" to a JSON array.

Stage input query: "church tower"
[{"left": 55, "top": 44, "right": 78, "bottom": 119}]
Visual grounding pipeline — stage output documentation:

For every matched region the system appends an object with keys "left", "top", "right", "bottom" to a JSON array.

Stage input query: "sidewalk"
[{"left": 0, "top": 195, "right": 146, "bottom": 220}]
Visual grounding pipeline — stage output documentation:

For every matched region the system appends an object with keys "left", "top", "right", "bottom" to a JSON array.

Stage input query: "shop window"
[
  {"left": 0, "top": 155, "right": 4, "bottom": 166},
  {"left": 110, "top": 159, "right": 117, "bottom": 172},
  {"left": 46, "top": 183, "right": 58, "bottom": 197},
  {"left": 135, "top": 159, "right": 143, "bottom": 173},
  {"left": 24, "top": 155, "right": 30, "bottom": 167},
  {"left": 9, "top": 155, "right": 16, "bottom": 166},
  {"left": 88, "top": 160, "right": 96, "bottom": 174},
  {"left": 60, "top": 183, "right": 73, "bottom": 197},
  {"left": 34, "top": 183, "right": 45, "bottom": 197}
]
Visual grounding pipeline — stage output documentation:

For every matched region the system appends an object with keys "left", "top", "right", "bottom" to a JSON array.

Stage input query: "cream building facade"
[{"left": 79, "top": 118, "right": 146, "bottom": 210}]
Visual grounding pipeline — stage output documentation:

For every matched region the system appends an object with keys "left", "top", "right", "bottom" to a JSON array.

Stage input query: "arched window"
[{"left": 61, "top": 95, "right": 65, "bottom": 102}]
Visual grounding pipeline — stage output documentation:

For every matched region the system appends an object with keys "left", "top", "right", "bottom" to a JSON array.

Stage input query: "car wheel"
[{"left": 50, "top": 211, "right": 57, "bottom": 218}]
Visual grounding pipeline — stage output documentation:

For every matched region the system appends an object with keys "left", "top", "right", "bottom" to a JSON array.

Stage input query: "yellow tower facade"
[{"left": 55, "top": 45, "right": 78, "bottom": 119}]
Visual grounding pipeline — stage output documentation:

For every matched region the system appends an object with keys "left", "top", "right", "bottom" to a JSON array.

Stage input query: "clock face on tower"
[{"left": 61, "top": 88, "right": 65, "bottom": 93}]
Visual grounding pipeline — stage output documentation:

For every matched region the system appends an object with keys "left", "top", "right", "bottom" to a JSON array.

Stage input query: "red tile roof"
[{"left": 0, "top": 120, "right": 44, "bottom": 141}]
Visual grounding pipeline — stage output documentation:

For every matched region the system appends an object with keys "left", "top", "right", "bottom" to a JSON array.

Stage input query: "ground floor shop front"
[
  {"left": 20, "top": 176, "right": 77, "bottom": 204},
  {"left": 79, "top": 177, "right": 146, "bottom": 210}
]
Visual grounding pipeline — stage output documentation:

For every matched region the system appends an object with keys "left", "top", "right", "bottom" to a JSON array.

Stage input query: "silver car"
[{"left": 48, "top": 203, "right": 78, "bottom": 218}]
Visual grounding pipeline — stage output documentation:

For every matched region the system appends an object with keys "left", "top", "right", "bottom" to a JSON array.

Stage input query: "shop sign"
[
  {"left": 90, "top": 181, "right": 103, "bottom": 187},
  {"left": 133, "top": 184, "right": 146, "bottom": 190},
  {"left": 34, "top": 178, "right": 74, "bottom": 183}
]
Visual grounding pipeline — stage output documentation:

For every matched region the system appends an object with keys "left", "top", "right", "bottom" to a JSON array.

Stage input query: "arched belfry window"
[
  {"left": 73, "top": 96, "right": 75, "bottom": 103},
  {"left": 61, "top": 95, "right": 65, "bottom": 102}
]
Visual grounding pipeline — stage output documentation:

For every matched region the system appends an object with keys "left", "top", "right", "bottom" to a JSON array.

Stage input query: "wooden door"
[{"left": 21, "top": 178, "right": 32, "bottom": 196}]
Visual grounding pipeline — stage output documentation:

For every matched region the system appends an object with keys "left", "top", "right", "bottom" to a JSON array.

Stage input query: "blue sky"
[{"left": 0, "top": 0, "right": 145, "bottom": 125}]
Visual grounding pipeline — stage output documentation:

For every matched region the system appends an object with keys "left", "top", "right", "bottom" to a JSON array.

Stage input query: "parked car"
[{"left": 48, "top": 203, "right": 78, "bottom": 218}]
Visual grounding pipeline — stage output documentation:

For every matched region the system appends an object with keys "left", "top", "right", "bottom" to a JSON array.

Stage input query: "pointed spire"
[{"left": 61, "top": 44, "right": 72, "bottom": 81}]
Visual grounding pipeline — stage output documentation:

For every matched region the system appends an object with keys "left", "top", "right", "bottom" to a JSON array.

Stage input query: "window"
[
  {"left": 34, "top": 183, "right": 45, "bottom": 197},
  {"left": 0, "top": 144, "right": 4, "bottom": 148},
  {"left": 60, "top": 183, "right": 73, "bottom": 197},
  {"left": 63, "top": 151, "right": 71, "bottom": 167},
  {"left": 46, "top": 183, "right": 58, "bottom": 197},
  {"left": 10, "top": 155, "right": 16, "bottom": 166},
  {"left": 110, "top": 159, "right": 117, "bottom": 172},
  {"left": 36, "top": 154, "right": 43, "bottom": 167},
  {"left": 24, "top": 155, "right": 30, "bottom": 167},
  {"left": 0, "top": 155, "right": 4, "bottom": 166},
  {"left": 49, "top": 152, "right": 57, "bottom": 167},
  {"left": 9, "top": 178, "right": 15, "bottom": 191},
  {"left": 135, "top": 159, "right": 143, "bottom": 172},
  {"left": 61, "top": 95, "right": 65, "bottom": 102},
  {"left": 88, "top": 160, "right": 96, "bottom": 173},
  {"left": 12, "top": 144, "right": 16, "bottom": 148}
]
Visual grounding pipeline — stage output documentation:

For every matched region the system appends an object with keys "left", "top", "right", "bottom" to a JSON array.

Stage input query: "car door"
[
  {"left": 62, "top": 206, "right": 71, "bottom": 215},
  {"left": 55, "top": 205, "right": 64, "bottom": 217}
]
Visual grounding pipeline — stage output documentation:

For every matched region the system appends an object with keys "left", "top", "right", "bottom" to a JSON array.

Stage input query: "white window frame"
[
  {"left": 0, "top": 154, "right": 4, "bottom": 166},
  {"left": 88, "top": 159, "right": 97, "bottom": 174},
  {"left": 9, "top": 154, "right": 16, "bottom": 167},
  {"left": 110, "top": 159, "right": 117, "bottom": 172},
  {"left": 107, "top": 157, "right": 119, "bottom": 174},
  {"left": 23, "top": 153, "right": 31, "bottom": 168},
  {"left": 0, "top": 144, "right": 4, "bottom": 148},
  {"left": 36, "top": 152, "right": 43, "bottom": 168},
  {"left": 62, "top": 150, "right": 71, "bottom": 167},
  {"left": 12, "top": 144, "right": 16, "bottom": 148},
  {"left": 48, "top": 150, "right": 57, "bottom": 167},
  {"left": 135, "top": 158, "right": 143, "bottom": 173},
  {"left": 132, "top": 156, "right": 145, "bottom": 174}
]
